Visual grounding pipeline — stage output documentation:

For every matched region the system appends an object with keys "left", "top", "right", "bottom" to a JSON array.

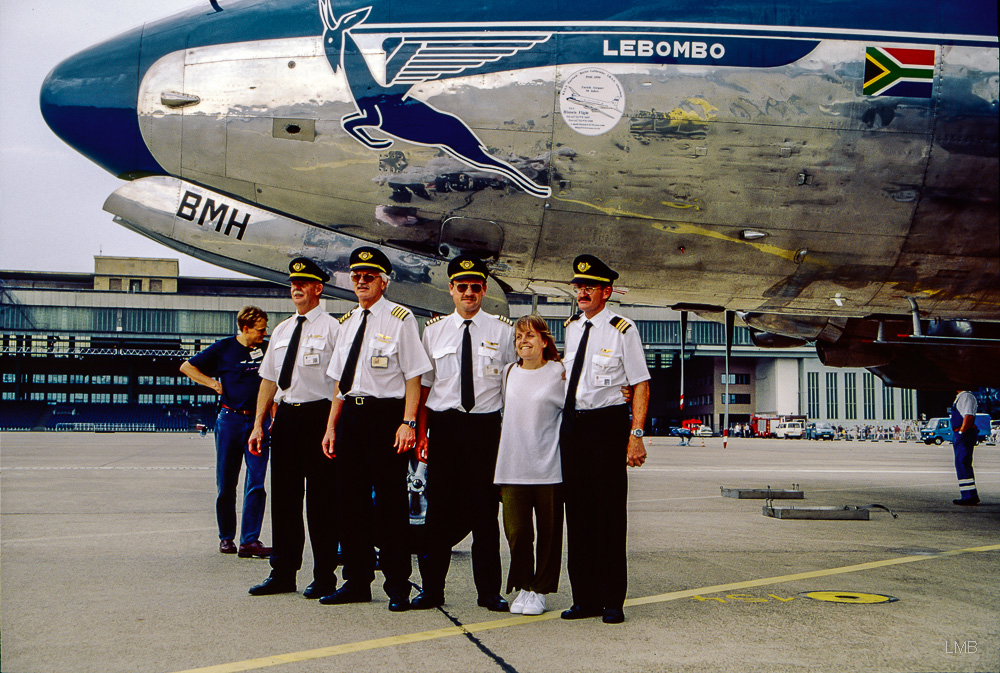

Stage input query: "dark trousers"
[
  {"left": 418, "top": 410, "right": 502, "bottom": 598},
  {"left": 501, "top": 484, "right": 562, "bottom": 595},
  {"left": 336, "top": 397, "right": 412, "bottom": 596},
  {"left": 269, "top": 400, "right": 338, "bottom": 584},
  {"left": 953, "top": 429, "right": 979, "bottom": 500},
  {"left": 561, "top": 404, "right": 630, "bottom": 610}
]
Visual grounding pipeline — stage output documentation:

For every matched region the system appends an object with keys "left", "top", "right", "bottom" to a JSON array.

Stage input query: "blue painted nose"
[{"left": 40, "top": 25, "right": 162, "bottom": 178}]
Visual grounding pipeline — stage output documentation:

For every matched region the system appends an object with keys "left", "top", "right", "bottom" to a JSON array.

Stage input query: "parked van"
[
  {"left": 805, "top": 421, "right": 836, "bottom": 440},
  {"left": 773, "top": 421, "right": 804, "bottom": 439},
  {"left": 921, "top": 415, "right": 992, "bottom": 445}
]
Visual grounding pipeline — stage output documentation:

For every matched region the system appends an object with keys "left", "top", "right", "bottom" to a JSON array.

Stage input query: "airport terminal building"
[{"left": 1, "top": 257, "right": 932, "bottom": 433}]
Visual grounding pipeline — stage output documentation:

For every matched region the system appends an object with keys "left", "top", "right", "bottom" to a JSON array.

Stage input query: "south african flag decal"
[{"left": 864, "top": 47, "right": 935, "bottom": 97}]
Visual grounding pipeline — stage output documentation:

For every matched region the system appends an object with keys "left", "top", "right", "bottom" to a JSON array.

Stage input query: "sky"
[{"left": 0, "top": 0, "right": 246, "bottom": 278}]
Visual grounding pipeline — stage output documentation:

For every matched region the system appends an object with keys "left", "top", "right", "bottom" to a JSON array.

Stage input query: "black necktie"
[
  {"left": 461, "top": 319, "right": 475, "bottom": 412},
  {"left": 277, "top": 315, "right": 305, "bottom": 391},
  {"left": 564, "top": 320, "right": 592, "bottom": 414},
  {"left": 339, "top": 309, "right": 370, "bottom": 395}
]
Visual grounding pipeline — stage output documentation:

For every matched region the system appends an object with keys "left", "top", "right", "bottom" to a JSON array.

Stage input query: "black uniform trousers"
[
  {"left": 560, "top": 403, "right": 630, "bottom": 610},
  {"left": 268, "top": 400, "right": 338, "bottom": 584},
  {"left": 418, "top": 409, "right": 502, "bottom": 598},
  {"left": 336, "top": 396, "right": 412, "bottom": 597}
]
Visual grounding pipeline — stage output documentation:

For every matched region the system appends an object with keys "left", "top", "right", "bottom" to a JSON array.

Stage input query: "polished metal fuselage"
[{"left": 132, "top": 19, "right": 998, "bottom": 319}]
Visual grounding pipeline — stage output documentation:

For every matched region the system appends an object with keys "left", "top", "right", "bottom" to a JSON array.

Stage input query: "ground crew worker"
[
  {"left": 410, "top": 255, "right": 515, "bottom": 612},
  {"left": 951, "top": 390, "right": 980, "bottom": 506},
  {"left": 320, "top": 247, "right": 431, "bottom": 612},
  {"left": 559, "top": 255, "right": 650, "bottom": 625},
  {"left": 179, "top": 306, "right": 271, "bottom": 559},
  {"left": 247, "top": 259, "right": 340, "bottom": 599}
]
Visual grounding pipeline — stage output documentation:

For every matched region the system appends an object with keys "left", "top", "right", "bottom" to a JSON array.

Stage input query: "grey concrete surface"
[{"left": 1, "top": 432, "right": 997, "bottom": 673}]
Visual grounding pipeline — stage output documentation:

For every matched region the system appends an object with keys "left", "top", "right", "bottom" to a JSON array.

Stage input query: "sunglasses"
[
  {"left": 454, "top": 283, "right": 484, "bottom": 293},
  {"left": 350, "top": 272, "right": 380, "bottom": 284}
]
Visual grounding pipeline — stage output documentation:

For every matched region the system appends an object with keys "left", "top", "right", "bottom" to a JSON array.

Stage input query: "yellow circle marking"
[{"left": 802, "top": 591, "right": 897, "bottom": 604}]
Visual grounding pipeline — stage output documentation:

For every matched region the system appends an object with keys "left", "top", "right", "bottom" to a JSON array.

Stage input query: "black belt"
[
  {"left": 221, "top": 404, "right": 253, "bottom": 416},
  {"left": 566, "top": 403, "right": 628, "bottom": 418},
  {"left": 279, "top": 399, "right": 330, "bottom": 408},
  {"left": 431, "top": 408, "right": 501, "bottom": 417},
  {"left": 344, "top": 395, "right": 402, "bottom": 406}
]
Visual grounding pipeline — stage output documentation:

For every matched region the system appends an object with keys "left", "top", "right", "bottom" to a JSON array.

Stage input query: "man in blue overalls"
[{"left": 950, "top": 390, "right": 980, "bottom": 506}]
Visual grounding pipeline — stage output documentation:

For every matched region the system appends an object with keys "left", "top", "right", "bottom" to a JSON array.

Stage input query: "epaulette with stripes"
[
  {"left": 390, "top": 305, "right": 411, "bottom": 321},
  {"left": 425, "top": 315, "right": 445, "bottom": 327},
  {"left": 495, "top": 314, "right": 514, "bottom": 326},
  {"left": 338, "top": 309, "right": 355, "bottom": 324},
  {"left": 564, "top": 313, "right": 582, "bottom": 328},
  {"left": 610, "top": 316, "right": 632, "bottom": 334}
]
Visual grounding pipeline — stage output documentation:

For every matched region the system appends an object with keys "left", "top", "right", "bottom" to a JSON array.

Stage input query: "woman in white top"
[{"left": 494, "top": 314, "right": 564, "bottom": 615}]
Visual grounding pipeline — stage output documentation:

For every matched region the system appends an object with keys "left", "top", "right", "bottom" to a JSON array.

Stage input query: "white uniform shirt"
[
  {"left": 421, "top": 310, "right": 516, "bottom": 414},
  {"left": 954, "top": 391, "right": 978, "bottom": 416},
  {"left": 563, "top": 306, "right": 650, "bottom": 410},
  {"left": 327, "top": 296, "right": 431, "bottom": 399},
  {"left": 494, "top": 361, "right": 564, "bottom": 484},
  {"left": 258, "top": 304, "right": 338, "bottom": 404}
]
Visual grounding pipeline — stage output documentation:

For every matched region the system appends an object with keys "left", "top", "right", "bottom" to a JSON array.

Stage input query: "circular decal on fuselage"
[{"left": 560, "top": 68, "right": 625, "bottom": 136}]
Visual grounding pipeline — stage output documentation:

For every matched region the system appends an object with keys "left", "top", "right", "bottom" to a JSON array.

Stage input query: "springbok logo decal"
[{"left": 318, "top": 0, "right": 553, "bottom": 198}]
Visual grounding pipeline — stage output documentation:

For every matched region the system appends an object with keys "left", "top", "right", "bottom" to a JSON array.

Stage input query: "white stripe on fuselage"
[{"left": 358, "top": 21, "right": 998, "bottom": 45}]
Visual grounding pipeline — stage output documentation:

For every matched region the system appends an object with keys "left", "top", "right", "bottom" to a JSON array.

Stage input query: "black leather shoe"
[
  {"left": 248, "top": 576, "right": 295, "bottom": 596},
  {"left": 219, "top": 539, "right": 237, "bottom": 554},
  {"left": 560, "top": 604, "right": 602, "bottom": 620},
  {"left": 477, "top": 594, "right": 510, "bottom": 612},
  {"left": 318, "top": 582, "right": 372, "bottom": 605},
  {"left": 410, "top": 591, "right": 444, "bottom": 610},
  {"left": 388, "top": 593, "right": 411, "bottom": 612},
  {"left": 953, "top": 497, "right": 980, "bottom": 506},
  {"left": 303, "top": 581, "right": 337, "bottom": 599},
  {"left": 602, "top": 608, "right": 625, "bottom": 624}
]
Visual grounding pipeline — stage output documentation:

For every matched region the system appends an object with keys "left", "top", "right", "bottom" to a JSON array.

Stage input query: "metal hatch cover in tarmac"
[{"left": 1, "top": 432, "right": 997, "bottom": 673}]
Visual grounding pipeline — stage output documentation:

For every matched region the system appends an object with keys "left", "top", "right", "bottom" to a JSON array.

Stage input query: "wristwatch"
[
  {"left": 403, "top": 420, "right": 417, "bottom": 428},
  {"left": 630, "top": 428, "right": 644, "bottom": 438}
]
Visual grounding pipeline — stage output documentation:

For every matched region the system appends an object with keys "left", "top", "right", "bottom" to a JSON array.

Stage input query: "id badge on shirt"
[
  {"left": 595, "top": 374, "right": 612, "bottom": 386},
  {"left": 303, "top": 353, "right": 320, "bottom": 366},
  {"left": 371, "top": 355, "right": 389, "bottom": 369},
  {"left": 249, "top": 348, "right": 263, "bottom": 360}
]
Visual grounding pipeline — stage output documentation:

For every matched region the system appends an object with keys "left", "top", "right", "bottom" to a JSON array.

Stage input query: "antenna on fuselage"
[{"left": 209, "top": 0, "right": 223, "bottom": 12}]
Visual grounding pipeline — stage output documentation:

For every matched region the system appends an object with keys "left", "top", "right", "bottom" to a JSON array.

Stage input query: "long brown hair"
[{"left": 514, "top": 314, "right": 561, "bottom": 364}]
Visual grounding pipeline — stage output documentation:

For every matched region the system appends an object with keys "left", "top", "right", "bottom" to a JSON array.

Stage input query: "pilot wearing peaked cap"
[
  {"left": 559, "top": 253, "right": 649, "bottom": 625},
  {"left": 349, "top": 246, "right": 393, "bottom": 276},
  {"left": 288, "top": 257, "right": 331, "bottom": 284},
  {"left": 570, "top": 255, "right": 619, "bottom": 286},
  {"left": 410, "top": 253, "right": 514, "bottom": 613}
]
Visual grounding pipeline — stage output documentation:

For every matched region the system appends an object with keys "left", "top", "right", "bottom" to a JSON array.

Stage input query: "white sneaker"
[
  {"left": 510, "top": 589, "right": 530, "bottom": 614},
  {"left": 522, "top": 591, "right": 547, "bottom": 615}
]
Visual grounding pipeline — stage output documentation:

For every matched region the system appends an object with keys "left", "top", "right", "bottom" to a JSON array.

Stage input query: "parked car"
[
  {"left": 694, "top": 425, "right": 715, "bottom": 437},
  {"left": 921, "top": 415, "right": 992, "bottom": 445},
  {"left": 773, "top": 421, "right": 804, "bottom": 439},
  {"left": 805, "top": 422, "right": 836, "bottom": 440}
]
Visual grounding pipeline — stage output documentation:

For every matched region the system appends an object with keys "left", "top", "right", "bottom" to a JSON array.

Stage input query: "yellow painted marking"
[
  {"left": 548, "top": 196, "right": 804, "bottom": 265},
  {"left": 170, "top": 543, "right": 1000, "bottom": 673},
  {"left": 803, "top": 591, "right": 895, "bottom": 604}
]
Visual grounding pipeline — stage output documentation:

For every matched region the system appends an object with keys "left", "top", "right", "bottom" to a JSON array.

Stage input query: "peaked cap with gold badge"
[
  {"left": 570, "top": 254, "right": 619, "bottom": 285},
  {"left": 448, "top": 255, "right": 489, "bottom": 282},
  {"left": 288, "top": 257, "right": 330, "bottom": 283},
  {"left": 349, "top": 246, "right": 393, "bottom": 275}
]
